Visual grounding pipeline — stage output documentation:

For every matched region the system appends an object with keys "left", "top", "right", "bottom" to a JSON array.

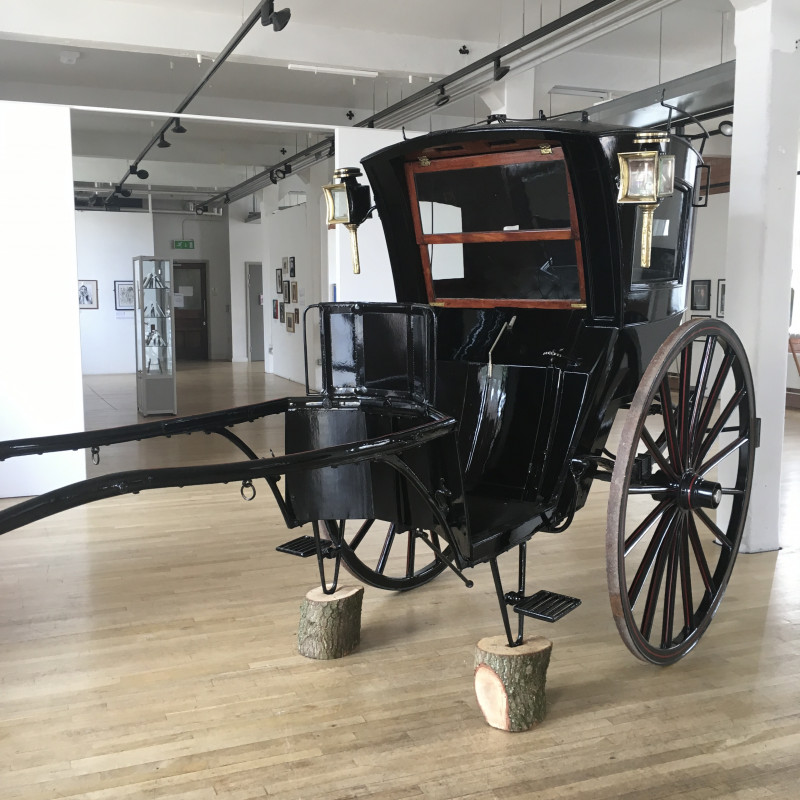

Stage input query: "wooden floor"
[{"left": 2, "top": 362, "right": 799, "bottom": 799}]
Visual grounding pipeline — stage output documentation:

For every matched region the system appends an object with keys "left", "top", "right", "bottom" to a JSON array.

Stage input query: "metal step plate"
[
  {"left": 513, "top": 590, "right": 581, "bottom": 622},
  {"left": 276, "top": 535, "right": 326, "bottom": 558}
]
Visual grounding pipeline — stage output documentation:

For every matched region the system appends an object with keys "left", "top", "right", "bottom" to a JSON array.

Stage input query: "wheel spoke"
[
  {"left": 694, "top": 508, "right": 733, "bottom": 551},
  {"left": 406, "top": 529, "right": 417, "bottom": 578},
  {"left": 678, "top": 347, "right": 693, "bottom": 465},
  {"left": 687, "top": 334, "right": 717, "bottom": 455},
  {"left": 679, "top": 516, "right": 695, "bottom": 635},
  {"left": 659, "top": 378, "right": 682, "bottom": 471},
  {"left": 697, "top": 436, "right": 748, "bottom": 479},
  {"left": 639, "top": 517, "right": 674, "bottom": 640},
  {"left": 641, "top": 426, "right": 677, "bottom": 480},
  {"left": 348, "top": 519, "right": 374, "bottom": 551},
  {"left": 687, "top": 513, "right": 716, "bottom": 594},
  {"left": 694, "top": 349, "right": 734, "bottom": 452},
  {"left": 376, "top": 524, "right": 396, "bottom": 574},
  {"left": 695, "top": 387, "right": 746, "bottom": 467},
  {"left": 624, "top": 498, "right": 671, "bottom": 556},
  {"left": 628, "top": 506, "right": 677, "bottom": 609},
  {"left": 661, "top": 519, "right": 682, "bottom": 648}
]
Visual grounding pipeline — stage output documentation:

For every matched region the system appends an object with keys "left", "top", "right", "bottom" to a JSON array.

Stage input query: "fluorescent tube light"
[{"left": 288, "top": 63, "right": 379, "bottom": 78}]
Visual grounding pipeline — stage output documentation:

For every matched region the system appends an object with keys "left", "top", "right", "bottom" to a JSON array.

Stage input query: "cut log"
[
  {"left": 474, "top": 635, "right": 553, "bottom": 731},
  {"left": 297, "top": 585, "right": 364, "bottom": 660}
]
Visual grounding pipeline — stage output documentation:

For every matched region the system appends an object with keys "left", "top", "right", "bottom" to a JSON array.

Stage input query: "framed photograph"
[
  {"left": 275, "top": 268, "right": 283, "bottom": 293},
  {"left": 283, "top": 281, "right": 291, "bottom": 302},
  {"left": 691, "top": 279, "right": 711, "bottom": 311},
  {"left": 717, "top": 279, "right": 726, "bottom": 318},
  {"left": 286, "top": 314, "right": 295, "bottom": 333},
  {"left": 114, "top": 280, "right": 135, "bottom": 310},
  {"left": 272, "top": 299, "right": 279, "bottom": 319},
  {"left": 279, "top": 302, "right": 285, "bottom": 322},
  {"left": 282, "top": 256, "right": 289, "bottom": 271},
  {"left": 78, "top": 279, "right": 98, "bottom": 309},
  {"left": 291, "top": 281, "right": 298, "bottom": 303},
  {"left": 294, "top": 308, "right": 300, "bottom": 324},
  {"left": 691, "top": 314, "right": 711, "bottom": 319},
  {"left": 289, "top": 256, "right": 296, "bottom": 278}
]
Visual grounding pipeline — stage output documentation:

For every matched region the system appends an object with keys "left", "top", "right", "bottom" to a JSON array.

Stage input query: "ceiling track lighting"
[
  {"left": 434, "top": 86, "right": 450, "bottom": 108},
  {"left": 261, "top": 0, "right": 291, "bottom": 31},
  {"left": 288, "top": 63, "right": 379, "bottom": 79},
  {"left": 157, "top": 133, "right": 171, "bottom": 148},
  {"left": 115, "top": 184, "right": 132, "bottom": 198},
  {"left": 717, "top": 120, "right": 733, "bottom": 137},
  {"left": 171, "top": 118, "right": 187, "bottom": 134},
  {"left": 129, "top": 165, "right": 149, "bottom": 180}
]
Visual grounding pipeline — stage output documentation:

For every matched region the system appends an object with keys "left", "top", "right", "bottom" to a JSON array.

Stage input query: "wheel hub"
[{"left": 677, "top": 471, "right": 722, "bottom": 510}]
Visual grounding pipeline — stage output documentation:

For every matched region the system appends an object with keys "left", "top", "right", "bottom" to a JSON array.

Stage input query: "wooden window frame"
[{"left": 405, "top": 148, "right": 586, "bottom": 310}]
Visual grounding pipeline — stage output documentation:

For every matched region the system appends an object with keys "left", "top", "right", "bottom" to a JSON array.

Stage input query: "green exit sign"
[{"left": 172, "top": 239, "right": 195, "bottom": 250}]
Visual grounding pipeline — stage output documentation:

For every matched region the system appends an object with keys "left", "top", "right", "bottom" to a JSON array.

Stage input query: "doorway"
[
  {"left": 246, "top": 262, "right": 265, "bottom": 362},
  {"left": 173, "top": 261, "right": 209, "bottom": 360}
]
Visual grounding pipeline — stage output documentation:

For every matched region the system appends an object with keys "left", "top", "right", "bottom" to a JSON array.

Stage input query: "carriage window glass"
[
  {"left": 414, "top": 159, "right": 571, "bottom": 234},
  {"left": 428, "top": 241, "right": 580, "bottom": 301},
  {"left": 631, "top": 187, "right": 688, "bottom": 284}
]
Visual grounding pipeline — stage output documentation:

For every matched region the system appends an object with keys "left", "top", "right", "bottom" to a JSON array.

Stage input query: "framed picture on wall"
[
  {"left": 291, "top": 281, "right": 298, "bottom": 303},
  {"left": 283, "top": 281, "right": 291, "bottom": 302},
  {"left": 114, "top": 280, "right": 135, "bottom": 310},
  {"left": 279, "top": 302, "right": 285, "bottom": 323},
  {"left": 275, "top": 268, "right": 283, "bottom": 293},
  {"left": 282, "top": 256, "right": 289, "bottom": 272},
  {"left": 717, "top": 279, "right": 726, "bottom": 318},
  {"left": 286, "top": 314, "right": 295, "bottom": 333},
  {"left": 289, "top": 256, "right": 296, "bottom": 277},
  {"left": 690, "top": 279, "right": 711, "bottom": 311},
  {"left": 691, "top": 314, "right": 711, "bottom": 319},
  {"left": 294, "top": 308, "right": 300, "bottom": 324},
  {"left": 273, "top": 299, "right": 279, "bottom": 319},
  {"left": 78, "top": 279, "right": 98, "bottom": 309}
]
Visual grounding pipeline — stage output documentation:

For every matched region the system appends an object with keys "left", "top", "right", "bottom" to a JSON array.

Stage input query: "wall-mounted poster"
[
  {"left": 78, "top": 279, "right": 98, "bottom": 309},
  {"left": 289, "top": 256, "right": 296, "bottom": 277},
  {"left": 690, "top": 279, "right": 711, "bottom": 311},
  {"left": 275, "top": 268, "right": 283, "bottom": 293},
  {"left": 273, "top": 299, "right": 279, "bottom": 319},
  {"left": 283, "top": 281, "right": 291, "bottom": 303},
  {"left": 291, "top": 281, "right": 298, "bottom": 303},
  {"left": 114, "top": 280, "right": 135, "bottom": 310},
  {"left": 717, "top": 279, "right": 725, "bottom": 318},
  {"left": 279, "top": 302, "right": 285, "bottom": 323}
]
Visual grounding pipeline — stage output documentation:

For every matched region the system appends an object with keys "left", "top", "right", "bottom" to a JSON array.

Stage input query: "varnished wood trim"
[
  {"left": 430, "top": 298, "right": 582, "bottom": 310},
  {"left": 421, "top": 230, "right": 574, "bottom": 245},
  {"left": 408, "top": 147, "right": 564, "bottom": 174}
]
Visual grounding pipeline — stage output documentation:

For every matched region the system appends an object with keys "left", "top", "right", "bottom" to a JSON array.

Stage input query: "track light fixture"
[
  {"left": 115, "top": 185, "right": 132, "bottom": 198},
  {"left": 129, "top": 165, "right": 149, "bottom": 180},
  {"left": 346, "top": 110, "right": 355, "bottom": 120},
  {"left": 157, "top": 133, "right": 171, "bottom": 148},
  {"left": 434, "top": 86, "right": 450, "bottom": 108},
  {"left": 717, "top": 120, "right": 733, "bottom": 137},
  {"left": 261, "top": 0, "right": 291, "bottom": 31},
  {"left": 171, "top": 118, "right": 187, "bottom": 134},
  {"left": 493, "top": 58, "right": 510, "bottom": 81}
]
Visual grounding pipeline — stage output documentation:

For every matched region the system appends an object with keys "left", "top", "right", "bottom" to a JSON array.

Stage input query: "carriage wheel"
[
  {"left": 320, "top": 519, "right": 452, "bottom": 591},
  {"left": 607, "top": 319, "right": 756, "bottom": 665}
]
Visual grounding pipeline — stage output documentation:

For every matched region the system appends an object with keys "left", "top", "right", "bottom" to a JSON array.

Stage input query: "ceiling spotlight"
[
  {"left": 130, "top": 165, "right": 149, "bottom": 179},
  {"left": 261, "top": 1, "right": 291, "bottom": 31},
  {"left": 434, "top": 86, "right": 450, "bottom": 108},
  {"left": 493, "top": 58, "right": 510, "bottom": 82},
  {"left": 157, "top": 133, "right": 171, "bottom": 148},
  {"left": 171, "top": 118, "right": 187, "bottom": 134},
  {"left": 718, "top": 120, "right": 733, "bottom": 137},
  {"left": 459, "top": 45, "right": 470, "bottom": 55},
  {"left": 346, "top": 110, "right": 355, "bottom": 120},
  {"left": 59, "top": 50, "right": 81, "bottom": 66},
  {"left": 280, "top": 147, "right": 287, "bottom": 155},
  {"left": 115, "top": 185, "right": 132, "bottom": 198}
]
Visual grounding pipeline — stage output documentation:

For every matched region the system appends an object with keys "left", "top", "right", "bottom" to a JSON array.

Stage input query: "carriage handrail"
[{"left": 0, "top": 407, "right": 457, "bottom": 536}]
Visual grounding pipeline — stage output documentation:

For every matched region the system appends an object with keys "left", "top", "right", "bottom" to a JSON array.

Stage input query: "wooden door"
[{"left": 173, "top": 262, "right": 208, "bottom": 360}]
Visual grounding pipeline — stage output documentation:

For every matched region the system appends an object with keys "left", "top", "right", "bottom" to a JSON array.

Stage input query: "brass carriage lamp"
[
  {"left": 322, "top": 167, "right": 373, "bottom": 274},
  {"left": 617, "top": 148, "right": 675, "bottom": 268}
]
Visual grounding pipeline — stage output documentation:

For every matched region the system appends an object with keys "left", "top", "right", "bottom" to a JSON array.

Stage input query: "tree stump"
[
  {"left": 474, "top": 635, "right": 553, "bottom": 732},
  {"left": 297, "top": 585, "right": 364, "bottom": 660}
]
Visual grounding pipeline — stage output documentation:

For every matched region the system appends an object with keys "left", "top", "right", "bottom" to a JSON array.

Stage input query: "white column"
[
  {"left": 726, "top": 0, "right": 800, "bottom": 551},
  {"left": 0, "top": 102, "right": 85, "bottom": 498}
]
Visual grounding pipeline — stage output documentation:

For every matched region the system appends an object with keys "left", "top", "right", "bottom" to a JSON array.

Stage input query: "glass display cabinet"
[{"left": 133, "top": 256, "right": 177, "bottom": 415}]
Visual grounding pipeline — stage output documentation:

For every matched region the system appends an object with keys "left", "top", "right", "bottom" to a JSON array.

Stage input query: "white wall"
[
  {"left": 75, "top": 210, "right": 154, "bottom": 374},
  {"left": 688, "top": 191, "right": 730, "bottom": 321},
  {"left": 0, "top": 102, "right": 85, "bottom": 497},
  {"left": 229, "top": 196, "right": 264, "bottom": 362},
  {"left": 152, "top": 211, "right": 232, "bottom": 360}
]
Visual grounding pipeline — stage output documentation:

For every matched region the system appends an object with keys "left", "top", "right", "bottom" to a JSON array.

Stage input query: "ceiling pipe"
[
  {"left": 104, "top": 0, "right": 286, "bottom": 205},
  {"left": 203, "top": 0, "right": 683, "bottom": 208}
]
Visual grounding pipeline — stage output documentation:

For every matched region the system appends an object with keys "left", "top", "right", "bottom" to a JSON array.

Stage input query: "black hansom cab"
[{"left": 0, "top": 119, "right": 758, "bottom": 665}]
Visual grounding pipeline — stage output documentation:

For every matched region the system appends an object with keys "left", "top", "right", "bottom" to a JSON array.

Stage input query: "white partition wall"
[{"left": 0, "top": 102, "right": 86, "bottom": 498}]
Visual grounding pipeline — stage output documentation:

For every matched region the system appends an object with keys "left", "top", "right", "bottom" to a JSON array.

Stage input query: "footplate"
[
  {"left": 276, "top": 535, "right": 333, "bottom": 558},
  {"left": 513, "top": 590, "right": 581, "bottom": 622}
]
